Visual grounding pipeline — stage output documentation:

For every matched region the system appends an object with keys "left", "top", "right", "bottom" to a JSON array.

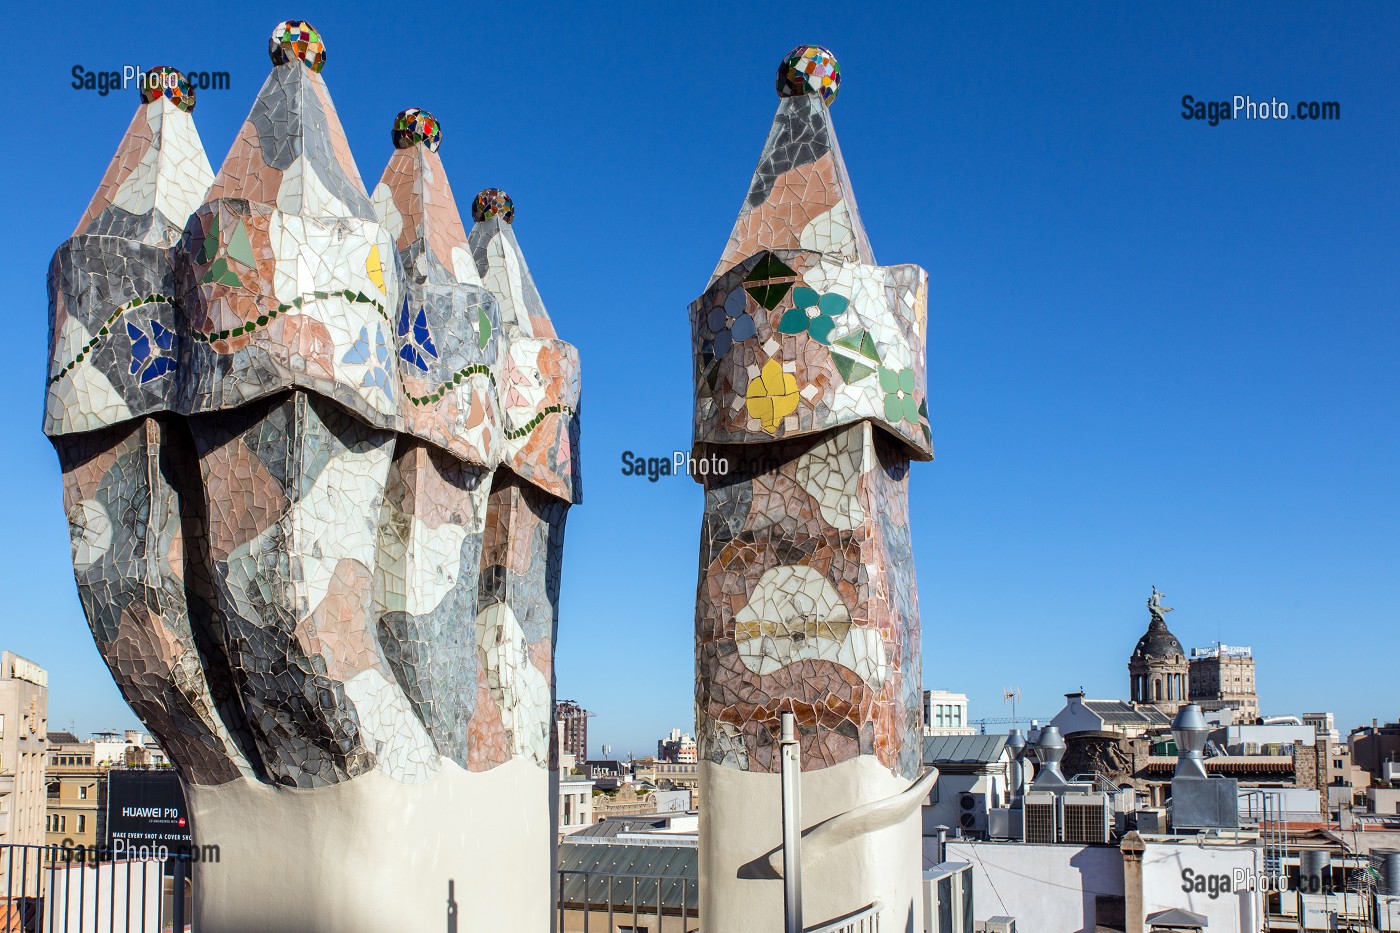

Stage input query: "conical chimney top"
[
  {"left": 204, "top": 21, "right": 372, "bottom": 219},
  {"left": 468, "top": 191, "right": 553, "bottom": 337},
  {"left": 711, "top": 45, "right": 874, "bottom": 283},
  {"left": 72, "top": 66, "right": 214, "bottom": 243},
  {"left": 373, "top": 109, "right": 476, "bottom": 281}
]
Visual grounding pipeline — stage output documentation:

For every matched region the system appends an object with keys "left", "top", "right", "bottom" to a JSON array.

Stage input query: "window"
[
  {"left": 58, "top": 816, "right": 66, "bottom": 832},
  {"left": 79, "top": 785, "right": 88, "bottom": 800},
  {"left": 77, "top": 815, "right": 86, "bottom": 834}
]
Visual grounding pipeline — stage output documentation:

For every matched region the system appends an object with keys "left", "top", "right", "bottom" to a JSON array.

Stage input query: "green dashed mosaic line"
[
  {"left": 504, "top": 403, "right": 575, "bottom": 440},
  {"left": 47, "top": 293, "right": 176, "bottom": 387},
  {"left": 405, "top": 363, "right": 494, "bottom": 407},
  {"left": 49, "top": 291, "right": 577, "bottom": 433},
  {"left": 188, "top": 289, "right": 389, "bottom": 343}
]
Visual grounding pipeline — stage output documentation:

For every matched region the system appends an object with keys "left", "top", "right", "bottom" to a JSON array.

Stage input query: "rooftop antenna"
[{"left": 1003, "top": 687, "right": 1022, "bottom": 731}]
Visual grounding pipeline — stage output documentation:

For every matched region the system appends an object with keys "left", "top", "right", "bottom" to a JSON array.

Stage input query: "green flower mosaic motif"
[
  {"left": 778, "top": 287, "right": 849, "bottom": 345},
  {"left": 879, "top": 366, "right": 920, "bottom": 424}
]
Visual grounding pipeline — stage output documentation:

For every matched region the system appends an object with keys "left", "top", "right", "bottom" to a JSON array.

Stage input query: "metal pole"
[
  {"left": 780, "top": 711, "right": 804, "bottom": 933},
  {"left": 172, "top": 856, "right": 187, "bottom": 933}
]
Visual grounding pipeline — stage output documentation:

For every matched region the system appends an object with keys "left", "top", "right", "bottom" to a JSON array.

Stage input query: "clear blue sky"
[{"left": 3, "top": 1, "right": 1396, "bottom": 755}]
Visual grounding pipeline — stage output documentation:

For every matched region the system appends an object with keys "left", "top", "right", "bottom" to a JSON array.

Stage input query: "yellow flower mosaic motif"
[
  {"left": 365, "top": 244, "right": 386, "bottom": 294},
  {"left": 745, "top": 358, "right": 799, "bottom": 434}
]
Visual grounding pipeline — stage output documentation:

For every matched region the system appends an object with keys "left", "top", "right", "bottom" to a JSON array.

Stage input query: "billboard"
[{"left": 104, "top": 769, "right": 191, "bottom": 851}]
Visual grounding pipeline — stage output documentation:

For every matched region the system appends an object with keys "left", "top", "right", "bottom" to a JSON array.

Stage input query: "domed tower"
[{"left": 1129, "top": 587, "right": 1189, "bottom": 716}]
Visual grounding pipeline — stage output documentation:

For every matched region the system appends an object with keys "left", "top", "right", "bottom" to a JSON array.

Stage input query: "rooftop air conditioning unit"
[
  {"left": 1299, "top": 894, "right": 1338, "bottom": 931},
  {"left": 1136, "top": 807, "right": 1167, "bottom": 835},
  {"left": 987, "top": 808, "right": 1013, "bottom": 840},
  {"left": 959, "top": 792, "right": 989, "bottom": 834},
  {"left": 923, "top": 862, "right": 974, "bottom": 933},
  {"left": 1062, "top": 792, "right": 1112, "bottom": 845},
  {"left": 1023, "top": 792, "right": 1058, "bottom": 844},
  {"left": 984, "top": 917, "right": 1017, "bottom": 933}
]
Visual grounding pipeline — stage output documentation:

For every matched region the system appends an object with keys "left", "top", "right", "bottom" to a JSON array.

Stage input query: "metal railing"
[
  {"left": 1069, "top": 772, "right": 1120, "bottom": 794},
  {"left": 557, "top": 868, "right": 697, "bottom": 933},
  {"left": 805, "top": 900, "right": 882, "bottom": 933},
  {"left": 0, "top": 845, "right": 191, "bottom": 932}
]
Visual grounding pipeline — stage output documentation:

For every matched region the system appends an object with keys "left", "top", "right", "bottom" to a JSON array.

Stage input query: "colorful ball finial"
[
  {"left": 776, "top": 45, "right": 840, "bottom": 105},
  {"left": 139, "top": 66, "right": 196, "bottom": 113},
  {"left": 392, "top": 108, "right": 442, "bottom": 152},
  {"left": 472, "top": 189, "right": 514, "bottom": 224},
  {"left": 270, "top": 20, "right": 326, "bottom": 72}
]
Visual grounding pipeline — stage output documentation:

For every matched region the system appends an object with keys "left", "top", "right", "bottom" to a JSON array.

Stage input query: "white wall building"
[
  {"left": 1302, "top": 711, "right": 1339, "bottom": 743},
  {"left": 558, "top": 777, "right": 595, "bottom": 838},
  {"left": 1367, "top": 786, "right": 1400, "bottom": 816},
  {"left": 89, "top": 730, "right": 169, "bottom": 768},
  {"left": 923, "top": 689, "right": 975, "bottom": 737},
  {"left": 1212, "top": 722, "right": 1316, "bottom": 755},
  {"left": 657, "top": 727, "right": 697, "bottom": 763}
]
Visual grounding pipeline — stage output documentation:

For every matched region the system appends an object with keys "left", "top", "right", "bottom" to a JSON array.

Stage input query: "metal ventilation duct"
[
  {"left": 1172, "top": 704, "right": 1210, "bottom": 779},
  {"left": 1300, "top": 850, "right": 1332, "bottom": 895},
  {"left": 1375, "top": 849, "right": 1400, "bottom": 895},
  {"left": 1007, "top": 729, "right": 1029, "bottom": 800},
  {"left": 1032, "top": 726, "right": 1069, "bottom": 789}
]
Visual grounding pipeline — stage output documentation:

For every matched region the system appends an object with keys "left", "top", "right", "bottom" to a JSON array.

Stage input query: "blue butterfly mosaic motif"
[
  {"left": 126, "top": 319, "right": 177, "bottom": 384},
  {"left": 396, "top": 297, "right": 438, "bottom": 371},
  {"left": 343, "top": 325, "right": 394, "bottom": 398}
]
